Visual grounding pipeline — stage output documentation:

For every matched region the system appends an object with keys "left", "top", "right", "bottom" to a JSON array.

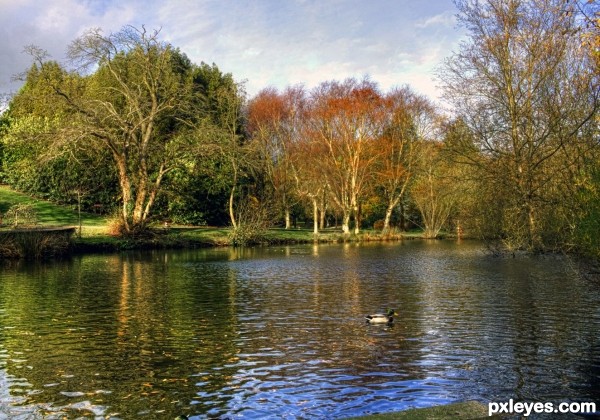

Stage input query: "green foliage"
[
  {"left": 194, "top": 62, "right": 244, "bottom": 131},
  {"left": 228, "top": 197, "right": 271, "bottom": 246},
  {"left": 1, "top": 20, "right": 595, "bottom": 254},
  {"left": 1, "top": 38, "right": 248, "bottom": 232},
  {"left": 4, "top": 203, "right": 38, "bottom": 227},
  {"left": 1, "top": 114, "right": 118, "bottom": 212},
  {"left": 1, "top": 115, "right": 58, "bottom": 189},
  {"left": 162, "top": 187, "right": 229, "bottom": 227},
  {"left": 2, "top": 27, "right": 246, "bottom": 233},
  {"left": 573, "top": 164, "right": 600, "bottom": 257},
  {"left": 10, "top": 61, "right": 81, "bottom": 119}
]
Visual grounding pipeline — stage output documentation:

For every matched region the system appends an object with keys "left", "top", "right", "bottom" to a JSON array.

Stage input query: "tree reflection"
[
  {"left": 0, "top": 253, "right": 240, "bottom": 418},
  {"left": 0, "top": 244, "right": 598, "bottom": 418}
]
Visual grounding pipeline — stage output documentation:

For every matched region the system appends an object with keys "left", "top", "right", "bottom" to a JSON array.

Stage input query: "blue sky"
[{"left": 0, "top": 0, "right": 465, "bottom": 103}]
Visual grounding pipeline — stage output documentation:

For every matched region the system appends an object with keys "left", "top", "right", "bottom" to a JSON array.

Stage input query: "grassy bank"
[
  {"left": 0, "top": 185, "right": 107, "bottom": 227},
  {"left": 75, "top": 225, "right": 419, "bottom": 252},
  {"left": 0, "top": 185, "right": 429, "bottom": 254}
]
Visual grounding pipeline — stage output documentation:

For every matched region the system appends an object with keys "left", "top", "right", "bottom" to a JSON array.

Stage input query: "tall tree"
[
  {"left": 157, "top": 63, "right": 246, "bottom": 227},
  {"left": 411, "top": 141, "right": 462, "bottom": 239},
  {"left": 20, "top": 26, "right": 210, "bottom": 233},
  {"left": 247, "top": 86, "right": 304, "bottom": 229},
  {"left": 306, "top": 78, "right": 385, "bottom": 234},
  {"left": 377, "top": 87, "right": 437, "bottom": 232},
  {"left": 440, "top": 0, "right": 599, "bottom": 250},
  {"left": 290, "top": 123, "right": 328, "bottom": 235},
  {"left": 3, "top": 58, "right": 119, "bottom": 211},
  {"left": 193, "top": 63, "right": 247, "bottom": 229}
]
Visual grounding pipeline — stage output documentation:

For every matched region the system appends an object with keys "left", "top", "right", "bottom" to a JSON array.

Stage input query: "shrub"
[
  {"left": 4, "top": 204, "right": 38, "bottom": 227},
  {"left": 0, "top": 229, "right": 74, "bottom": 259},
  {"left": 229, "top": 196, "right": 271, "bottom": 246}
]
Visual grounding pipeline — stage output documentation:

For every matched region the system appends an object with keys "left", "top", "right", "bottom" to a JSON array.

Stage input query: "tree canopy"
[
  {"left": 3, "top": 26, "right": 244, "bottom": 233},
  {"left": 1, "top": 17, "right": 599, "bottom": 255}
]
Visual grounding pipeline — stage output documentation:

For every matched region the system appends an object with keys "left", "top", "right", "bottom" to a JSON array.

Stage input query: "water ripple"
[{"left": 0, "top": 243, "right": 598, "bottom": 418}]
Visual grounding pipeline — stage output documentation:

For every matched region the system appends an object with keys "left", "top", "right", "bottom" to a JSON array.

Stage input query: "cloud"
[
  {"left": 415, "top": 11, "right": 456, "bottom": 29},
  {"left": 1, "top": 0, "right": 465, "bottom": 105},
  {"left": 0, "top": 0, "right": 138, "bottom": 98}
]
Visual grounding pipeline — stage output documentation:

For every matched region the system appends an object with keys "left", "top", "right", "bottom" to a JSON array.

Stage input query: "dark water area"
[{"left": 0, "top": 240, "right": 599, "bottom": 419}]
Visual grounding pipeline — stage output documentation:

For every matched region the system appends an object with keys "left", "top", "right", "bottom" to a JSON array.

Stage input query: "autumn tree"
[
  {"left": 247, "top": 86, "right": 305, "bottom": 229},
  {"left": 376, "top": 87, "right": 437, "bottom": 232},
  {"left": 440, "top": 0, "right": 599, "bottom": 250},
  {"left": 290, "top": 125, "right": 329, "bottom": 235},
  {"left": 305, "top": 78, "right": 385, "bottom": 234}
]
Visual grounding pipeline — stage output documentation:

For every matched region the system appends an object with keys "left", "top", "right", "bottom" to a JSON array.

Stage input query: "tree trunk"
[
  {"left": 229, "top": 161, "right": 238, "bottom": 229},
  {"left": 319, "top": 190, "right": 327, "bottom": 230},
  {"left": 312, "top": 198, "right": 319, "bottom": 235},
  {"left": 353, "top": 204, "right": 361, "bottom": 235},
  {"left": 342, "top": 212, "right": 350, "bottom": 234},
  {"left": 229, "top": 184, "right": 237, "bottom": 229},
  {"left": 383, "top": 196, "right": 400, "bottom": 232},
  {"left": 132, "top": 188, "right": 147, "bottom": 228},
  {"left": 142, "top": 166, "right": 168, "bottom": 224},
  {"left": 284, "top": 208, "right": 291, "bottom": 229},
  {"left": 132, "top": 155, "right": 149, "bottom": 227},
  {"left": 115, "top": 156, "right": 133, "bottom": 232}
]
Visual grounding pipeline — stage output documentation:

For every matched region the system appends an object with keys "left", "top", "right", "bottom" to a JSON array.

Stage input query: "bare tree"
[
  {"left": 377, "top": 87, "right": 437, "bottom": 232},
  {"left": 411, "top": 142, "right": 463, "bottom": 238},
  {"left": 440, "top": 0, "right": 599, "bottom": 250}
]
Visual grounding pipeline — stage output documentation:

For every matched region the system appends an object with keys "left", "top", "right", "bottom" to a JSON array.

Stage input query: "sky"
[{"left": 0, "top": 0, "right": 466, "bottom": 106}]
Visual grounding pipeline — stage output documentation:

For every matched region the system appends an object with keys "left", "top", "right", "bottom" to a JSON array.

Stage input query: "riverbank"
[
  {"left": 0, "top": 185, "right": 435, "bottom": 256},
  {"left": 71, "top": 225, "right": 426, "bottom": 253}
]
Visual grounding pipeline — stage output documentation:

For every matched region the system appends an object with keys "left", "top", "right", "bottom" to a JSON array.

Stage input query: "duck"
[{"left": 365, "top": 308, "right": 399, "bottom": 324}]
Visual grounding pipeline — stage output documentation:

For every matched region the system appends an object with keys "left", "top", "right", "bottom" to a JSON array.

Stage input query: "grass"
[
  {"left": 0, "top": 185, "right": 430, "bottom": 253},
  {"left": 0, "top": 185, "right": 107, "bottom": 227}
]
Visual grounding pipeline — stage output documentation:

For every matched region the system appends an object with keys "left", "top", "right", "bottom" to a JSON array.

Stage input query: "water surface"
[{"left": 0, "top": 240, "right": 598, "bottom": 418}]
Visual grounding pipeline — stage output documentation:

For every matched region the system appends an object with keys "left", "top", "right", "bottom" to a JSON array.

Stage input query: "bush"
[
  {"left": 0, "top": 229, "right": 74, "bottom": 259},
  {"left": 4, "top": 204, "right": 38, "bottom": 227},
  {"left": 228, "top": 196, "right": 271, "bottom": 246},
  {"left": 229, "top": 224, "right": 267, "bottom": 246}
]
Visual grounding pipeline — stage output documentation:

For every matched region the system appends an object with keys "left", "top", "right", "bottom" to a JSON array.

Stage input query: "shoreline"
[
  {"left": 70, "top": 227, "right": 434, "bottom": 254},
  {"left": 0, "top": 224, "right": 465, "bottom": 259}
]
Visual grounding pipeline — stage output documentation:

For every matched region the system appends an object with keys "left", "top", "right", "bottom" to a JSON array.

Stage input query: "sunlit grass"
[
  {"left": 0, "top": 185, "right": 108, "bottom": 228},
  {"left": 0, "top": 185, "right": 426, "bottom": 250}
]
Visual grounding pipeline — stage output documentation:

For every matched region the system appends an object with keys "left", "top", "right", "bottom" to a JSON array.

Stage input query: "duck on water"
[{"left": 365, "top": 309, "right": 399, "bottom": 324}]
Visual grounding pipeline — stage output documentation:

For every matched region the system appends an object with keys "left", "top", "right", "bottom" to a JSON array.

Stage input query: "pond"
[{"left": 0, "top": 240, "right": 598, "bottom": 418}]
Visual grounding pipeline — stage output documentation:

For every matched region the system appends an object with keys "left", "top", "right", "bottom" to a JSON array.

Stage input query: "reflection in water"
[{"left": 0, "top": 241, "right": 598, "bottom": 418}]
